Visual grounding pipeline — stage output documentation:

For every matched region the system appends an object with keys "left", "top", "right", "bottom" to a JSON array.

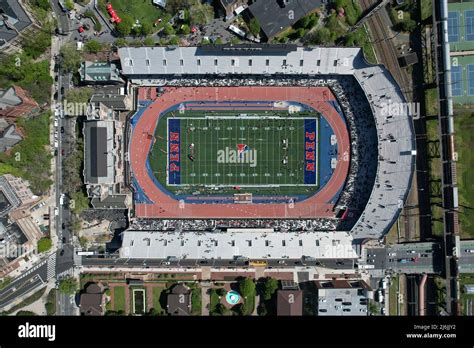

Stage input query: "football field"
[{"left": 149, "top": 111, "right": 319, "bottom": 192}]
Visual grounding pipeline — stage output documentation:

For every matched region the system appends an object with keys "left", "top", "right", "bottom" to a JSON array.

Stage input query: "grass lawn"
[
  {"left": 97, "top": 0, "right": 171, "bottom": 33},
  {"left": 152, "top": 287, "right": 164, "bottom": 313},
  {"left": 209, "top": 289, "right": 221, "bottom": 315},
  {"left": 191, "top": 287, "right": 202, "bottom": 315},
  {"left": 421, "top": 0, "right": 433, "bottom": 21},
  {"left": 389, "top": 276, "right": 399, "bottom": 315},
  {"left": 150, "top": 110, "right": 320, "bottom": 196},
  {"left": 113, "top": 286, "right": 126, "bottom": 312},
  {"left": 425, "top": 88, "right": 438, "bottom": 116},
  {"left": 454, "top": 111, "right": 474, "bottom": 238}
]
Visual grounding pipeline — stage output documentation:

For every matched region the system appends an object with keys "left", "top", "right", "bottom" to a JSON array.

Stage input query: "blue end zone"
[
  {"left": 168, "top": 118, "right": 181, "bottom": 185},
  {"left": 131, "top": 177, "right": 153, "bottom": 204},
  {"left": 304, "top": 118, "right": 317, "bottom": 185}
]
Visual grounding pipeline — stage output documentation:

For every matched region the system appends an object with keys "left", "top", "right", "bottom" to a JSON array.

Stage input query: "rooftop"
[
  {"left": 84, "top": 120, "right": 115, "bottom": 185},
  {"left": 277, "top": 289, "right": 303, "bottom": 316},
  {"left": 247, "top": 0, "right": 321, "bottom": 39},
  {"left": 119, "top": 230, "right": 358, "bottom": 260},
  {"left": 0, "top": 0, "right": 32, "bottom": 47}
]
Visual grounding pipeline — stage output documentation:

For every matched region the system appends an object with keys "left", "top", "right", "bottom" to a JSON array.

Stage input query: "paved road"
[
  {"left": 0, "top": 253, "right": 56, "bottom": 309},
  {"left": 80, "top": 255, "right": 356, "bottom": 271},
  {"left": 365, "top": 243, "right": 443, "bottom": 274},
  {"left": 458, "top": 240, "right": 474, "bottom": 273}
]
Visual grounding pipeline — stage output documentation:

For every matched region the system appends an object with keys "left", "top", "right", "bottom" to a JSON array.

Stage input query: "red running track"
[{"left": 131, "top": 86, "right": 350, "bottom": 219}]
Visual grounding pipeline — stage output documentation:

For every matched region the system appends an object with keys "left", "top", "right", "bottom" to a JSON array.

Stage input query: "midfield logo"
[{"left": 217, "top": 144, "right": 257, "bottom": 167}]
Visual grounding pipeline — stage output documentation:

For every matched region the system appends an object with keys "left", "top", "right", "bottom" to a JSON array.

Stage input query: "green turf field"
[{"left": 149, "top": 110, "right": 320, "bottom": 195}]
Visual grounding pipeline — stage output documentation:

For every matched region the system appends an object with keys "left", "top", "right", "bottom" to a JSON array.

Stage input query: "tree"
[
  {"left": 141, "top": 22, "right": 153, "bottom": 36},
  {"left": 37, "top": 237, "right": 52, "bottom": 253},
  {"left": 34, "top": 0, "right": 50, "bottom": 10},
  {"left": 248, "top": 17, "right": 261, "bottom": 37},
  {"left": 143, "top": 37, "right": 155, "bottom": 46},
  {"left": 64, "top": 87, "right": 93, "bottom": 105},
  {"left": 239, "top": 278, "right": 255, "bottom": 298},
  {"left": 60, "top": 44, "right": 83, "bottom": 73},
  {"left": 189, "top": 2, "right": 214, "bottom": 26},
  {"left": 114, "top": 38, "right": 128, "bottom": 47},
  {"left": 59, "top": 277, "right": 77, "bottom": 295},
  {"left": 262, "top": 277, "right": 279, "bottom": 301},
  {"left": 64, "top": 0, "right": 74, "bottom": 10},
  {"left": 257, "top": 303, "right": 267, "bottom": 316},
  {"left": 309, "top": 27, "right": 332, "bottom": 45},
  {"left": 180, "top": 24, "right": 191, "bottom": 35},
  {"left": 84, "top": 40, "right": 103, "bottom": 53},
  {"left": 398, "top": 19, "right": 417, "bottom": 32},
  {"left": 115, "top": 16, "right": 133, "bottom": 37},
  {"left": 163, "top": 23, "right": 175, "bottom": 36}
]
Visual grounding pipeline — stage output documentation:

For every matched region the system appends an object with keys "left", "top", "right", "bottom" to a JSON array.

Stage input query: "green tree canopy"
[
  {"left": 115, "top": 16, "right": 134, "bottom": 36},
  {"left": 248, "top": 17, "right": 261, "bottom": 37},
  {"left": 59, "top": 277, "right": 77, "bottom": 295},
  {"left": 84, "top": 40, "right": 103, "bottom": 53},
  {"left": 261, "top": 277, "right": 279, "bottom": 301},
  {"left": 239, "top": 278, "right": 256, "bottom": 298},
  {"left": 60, "top": 44, "right": 83, "bottom": 73}
]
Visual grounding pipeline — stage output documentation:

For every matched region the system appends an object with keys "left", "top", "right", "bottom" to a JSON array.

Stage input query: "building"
[
  {"left": 79, "top": 283, "right": 105, "bottom": 316},
  {"left": 246, "top": 0, "right": 321, "bottom": 41},
  {"left": 152, "top": 0, "right": 166, "bottom": 8},
  {"left": 315, "top": 280, "right": 371, "bottom": 316},
  {"left": 79, "top": 61, "right": 124, "bottom": 85},
  {"left": 277, "top": 289, "right": 303, "bottom": 316},
  {"left": 0, "top": 0, "right": 34, "bottom": 54},
  {"left": 0, "top": 123, "right": 22, "bottom": 152},
  {"left": 0, "top": 174, "right": 36, "bottom": 215},
  {"left": 118, "top": 45, "right": 415, "bottom": 241},
  {"left": 83, "top": 91, "right": 131, "bottom": 210},
  {"left": 465, "top": 284, "right": 474, "bottom": 295},
  {"left": 90, "top": 94, "right": 132, "bottom": 111},
  {"left": 167, "top": 283, "right": 191, "bottom": 316},
  {"left": 83, "top": 120, "right": 115, "bottom": 185},
  {"left": 217, "top": 0, "right": 249, "bottom": 19},
  {"left": 120, "top": 230, "right": 358, "bottom": 260},
  {"left": 0, "top": 86, "right": 39, "bottom": 118}
]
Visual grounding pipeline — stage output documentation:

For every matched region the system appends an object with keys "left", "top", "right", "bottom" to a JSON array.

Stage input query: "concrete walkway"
[{"left": 201, "top": 284, "right": 210, "bottom": 316}]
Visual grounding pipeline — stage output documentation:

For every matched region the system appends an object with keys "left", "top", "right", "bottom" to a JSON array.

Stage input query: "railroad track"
[{"left": 359, "top": 0, "right": 410, "bottom": 96}]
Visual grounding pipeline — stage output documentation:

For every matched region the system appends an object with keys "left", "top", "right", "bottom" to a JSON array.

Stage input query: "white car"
[
  {"left": 465, "top": 249, "right": 474, "bottom": 253},
  {"left": 388, "top": 252, "right": 396, "bottom": 257},
  {"left": 54, "top": 141, "right": 58, "bottom": 148},
  {"left": 59, "top": 194, "right": 65, "bottom": 205}
]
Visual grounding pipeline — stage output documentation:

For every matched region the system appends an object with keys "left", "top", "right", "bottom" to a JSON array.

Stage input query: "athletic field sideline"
[{"left": 149, "top": 110, "right": 320, "bottom": 194}]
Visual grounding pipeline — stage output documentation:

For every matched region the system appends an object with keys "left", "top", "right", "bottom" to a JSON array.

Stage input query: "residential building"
[
  {"left": 167, "top": 283, "right": 191, "bottom": 316},
  {"left": 0, "top": 123, "right": 22, "bottom": 152},
  {"left": 246, "top": 0, "right": 321, "bottom": 41},
  {"left": 0, "top": 86, "right": 39, "bottom": 118},
  {"left": 80, "top": 283, "right": 105, "bottom": 316},
  {"left": 277, "top": 289, "right": 303, "bottom": 316},
  {"left": 0, "top": 0, "right": 34, "bottom": 54},
  {"left": 217, "top": 0, "right": 249, "bottom": 19}
]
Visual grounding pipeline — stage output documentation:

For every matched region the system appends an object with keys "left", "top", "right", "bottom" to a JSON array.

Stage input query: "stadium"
[{"left": 118, "top": 45, "right": 416, "bottom": 260}]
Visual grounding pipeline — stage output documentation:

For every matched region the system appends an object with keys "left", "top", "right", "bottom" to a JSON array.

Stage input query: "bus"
[{"left": 249, "top": 260, "right": 268, "bottom": 267}]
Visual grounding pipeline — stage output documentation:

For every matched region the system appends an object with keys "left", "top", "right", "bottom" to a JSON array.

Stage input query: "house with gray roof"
[
  {"left": 0, "top": 0, "right": 33, "bottom": 52},
  {"left": 0, "top": 123, "right": 22, "bottom": 152},
  {"left": 247, "top": 0, "right": 321, "bottom": 40}
]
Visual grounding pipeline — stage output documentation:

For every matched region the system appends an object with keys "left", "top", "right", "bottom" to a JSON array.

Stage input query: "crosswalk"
[{"left": 46, "top": 255, "right": 56, "bottom": 280}]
